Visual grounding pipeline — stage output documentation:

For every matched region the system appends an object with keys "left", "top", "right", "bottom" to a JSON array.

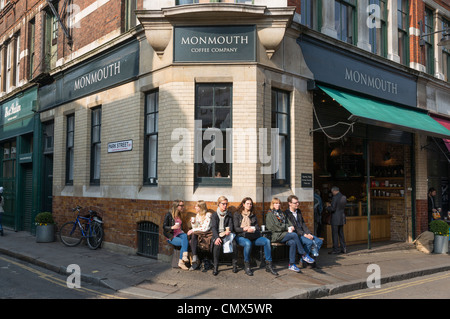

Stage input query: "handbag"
[
  {"left": 195, "top": 231, "right": 213, "bottom": 251},
  {"left": 243, "top": 230, "right": 261, "bottom": 240}
]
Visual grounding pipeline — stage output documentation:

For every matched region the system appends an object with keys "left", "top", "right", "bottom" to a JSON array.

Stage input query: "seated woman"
[
  {"left": 163, "top": 199, "right": 189, "bottom": 270},
  {"left": 234, "top": 197, "right": 278, "bottom": 276},
  {"left": 187, "top": 200, "right": 212, "bottom": 270},
  {"left": 265, "top": 198, "right": 307, "bottom": 273}
]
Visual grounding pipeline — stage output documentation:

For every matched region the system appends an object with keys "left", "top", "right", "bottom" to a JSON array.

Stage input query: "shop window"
[
  {"left": 195, "top": 83, "right": 232, "bottom": 185},
  {"left": 369, "top": 0, "right": 387, "bottom": 57},
  {"left": 66, "top": 115, "right": 74, "bottom": 185},
  {"left": 335, "top": 0, "right": 356, "bottom": 45},
  {"left": 90, "top": 108, "right": 101, "bottom": 185},
  {"left": 271, "top": 89, "right": 290, "bottom": 187},
  {"left": 424, "top": 7, "right": 434, "bottom": 75},
  {"left": 2, "top": 141, "right": 16, "bottom": 179},
  {"left": 397, "top": 0, "right": 409, "bottom": 66},
  {"left": 43, "top": 121, "right": 54, "bottom": 154},
  {"left": 144, "top": 91, "right": 158, "bottom": 185}
]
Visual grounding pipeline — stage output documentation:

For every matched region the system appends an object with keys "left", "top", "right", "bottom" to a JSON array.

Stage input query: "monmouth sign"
[{"left": 174, "top": 25, "right": 256, "bottom": 62}]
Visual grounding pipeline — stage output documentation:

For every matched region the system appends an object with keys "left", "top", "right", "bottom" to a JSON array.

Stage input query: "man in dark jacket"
[
  {"left": 210, "top": 196, "right": 238, "bottom": 275},
  {"left": 285, "top": 195, "right": 322, "bottom": 262},
  {"left": 326, "top": 186, "right": 347, "bottom": 254}
]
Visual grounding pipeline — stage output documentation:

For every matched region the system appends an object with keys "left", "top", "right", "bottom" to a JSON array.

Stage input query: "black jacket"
[
  {"left": 210, "top": 210, "right": 235, "bottom": 241},
  {"left": 326, "top": 192, "right": 347, "bottom": 225},
  {"left": 285, "top": 208, "right": 311, "bottom": 237},
  {"left": 233, "top": 212, "right": 261, "bottom": 237},
  {"left": 163, "top": 212, "right": 176, "bottom": 240}
]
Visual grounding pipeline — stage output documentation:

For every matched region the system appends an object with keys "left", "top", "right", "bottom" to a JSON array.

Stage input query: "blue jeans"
[
  {"left": 0, "top": 213, "right": 3, "bottom": 231},
  {"left": 167, "top": 233, "right": 189, "bottom": 259},
  {"left": 236, "top": 236, "right": 272, "bottom": 262},
  {"left": 281, "top": 232, "right": 306, "bottom": 264},
  {"left": 299, "top": 235, "right": 323, "bottom": 256}
]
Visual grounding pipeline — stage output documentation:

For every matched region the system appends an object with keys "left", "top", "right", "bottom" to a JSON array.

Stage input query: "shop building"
[{"left": 1, "top": 0, "right": 449, "bottom": 259}]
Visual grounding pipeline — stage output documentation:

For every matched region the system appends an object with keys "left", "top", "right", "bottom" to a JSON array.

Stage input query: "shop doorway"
[{"left": 21, "top": 164, "right": 33, "bottom": 232}]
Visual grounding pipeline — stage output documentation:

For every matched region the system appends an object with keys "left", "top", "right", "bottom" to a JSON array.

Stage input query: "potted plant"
[
  {"left": 429, "top": 220, "right": 449, "bottom": 254},
  {"left": 35, "top": 212, "right": 55, "bottom": 243}
]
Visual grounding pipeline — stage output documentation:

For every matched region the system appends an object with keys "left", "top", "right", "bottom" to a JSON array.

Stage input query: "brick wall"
[{"left": 53, "top": 195, "right": 313, "bottom": 257}]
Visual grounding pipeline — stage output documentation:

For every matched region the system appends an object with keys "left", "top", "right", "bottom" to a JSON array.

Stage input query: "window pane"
[
  {"left": 93, "top": 143, "right": 101, "bottom": 180},
  {"left": 214, "top": 86, "right": 231, "bottom": 107},
  {"left": 215, "top": 108, "right": 231, "bottom": 129},
  {"left": 198, "top": 86, "right": 214, "bottom": 107},
  {"left": 277, "top": 113, "right": 288, "bottom": 135},
  {"left": 275, "top": 135, "right": 286, "bottom": 180},
  {"left": 148, "top": 135, "right": 157, "bottom": 179},
  {"left": 197, "top": 108, "right": 213, "bottom": 128},
  {"left": 92, "top": 126, "right": 100, "bottom": 143},
  {"left": 68, "top": 148, "right": 74, "bottom": 181},
  {"left": 146, "top": 113, "right": 156, "bottom": 134}
]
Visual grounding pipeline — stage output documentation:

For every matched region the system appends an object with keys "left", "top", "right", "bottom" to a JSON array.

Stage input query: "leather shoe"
[
  {"left": 341, "top": 249, "right": 347, "bottom": 254},
  {"left": 328, "top": 250, "right": 340, "bottom": 254}
]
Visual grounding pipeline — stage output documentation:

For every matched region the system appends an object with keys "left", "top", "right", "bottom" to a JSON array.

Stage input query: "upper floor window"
[
  {"left": 369, "top": 0, "right": 387, "bottom": 57},
  {"left": 443, "top": 18, "right": 450, "bottom": 82},
  {"left": 335, "top": 0, "right": 356, "bottom": 45},
  {"left": 176, "top": 0, "right": 198, "bottom": 4},
  {"left": 301, "top": 0, "right": 317, "bottom": 29},
  {"left": 44, "top": 4, "right": 58, "bottom": 71},
  {"left": 124, "top": 0, "right": 137, "bottom": 32},
  {"left": 424, "top": 7, "right": 434, "bottom": 75},
  {"left": 29, "top": 18, "right": 36, "bottom": 79},
  {"left": 397, "top": 0, "right": 409, "bottom": 65}
]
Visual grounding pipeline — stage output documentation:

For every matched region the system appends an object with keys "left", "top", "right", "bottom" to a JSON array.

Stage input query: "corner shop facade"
[{"left": 34, "top": 4, "right": 450, "bottom": 258}]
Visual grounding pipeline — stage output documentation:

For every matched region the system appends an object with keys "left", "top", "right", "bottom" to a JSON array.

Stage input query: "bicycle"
[{"left": 59, "top": 205, "right": 104, "bottom": 250}]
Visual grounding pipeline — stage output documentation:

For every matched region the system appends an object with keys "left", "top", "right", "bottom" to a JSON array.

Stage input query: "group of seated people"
[{"left": 163, "top": 195, "right": 323, "bottom": 276}]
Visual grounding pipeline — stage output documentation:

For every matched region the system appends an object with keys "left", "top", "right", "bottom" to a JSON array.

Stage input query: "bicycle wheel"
[
  {"left": 87, "top": 222, "right": 103, "bottom": 250},
  {"left": 59, "top": 221, "right": 83, "bottom": 246}
]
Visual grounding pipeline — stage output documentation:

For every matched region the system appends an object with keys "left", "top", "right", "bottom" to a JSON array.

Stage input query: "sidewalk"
[{"left": 1, "top": 229, "right": 449, "bottom": 299}]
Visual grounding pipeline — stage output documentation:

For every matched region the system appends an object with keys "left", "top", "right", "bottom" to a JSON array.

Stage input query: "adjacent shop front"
[
  {"left": 298, "top": 35, "right": 450, "bottom": 246},
  {"left": 0, "top": 86, "right": 42, "bottom": 232}
]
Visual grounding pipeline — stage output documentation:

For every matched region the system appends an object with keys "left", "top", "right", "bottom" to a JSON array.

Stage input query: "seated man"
[{"left": 285, "top": 195, "right": 323, "bottom": 261}]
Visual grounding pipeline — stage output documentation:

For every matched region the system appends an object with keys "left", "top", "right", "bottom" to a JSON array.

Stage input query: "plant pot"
[
  {"left": 434, "top": 235, "right": 449, "bottom": 254},
  {"left": 36, "top": 225, "right": 55, "bottom": 243}
]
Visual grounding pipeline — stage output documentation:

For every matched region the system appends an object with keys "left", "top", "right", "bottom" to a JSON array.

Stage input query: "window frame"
[
  {"left": 424, "top": 7, "right": 434, "bottom": 75},
  {"left": 334, "top": 0, "right": 357, "bottom": 45},
  {"left": 271, "top": 88, "right": 290, "bottom": 188},
  {"left": 144, "top": 90, "right": 159, "bottom": 186},
  {"left": 195, "top": 83, "right": 232, "bottom": 186},
  {"left": 397, "top": 0, "right": 409, "bottom": 66},
  {"left": 90, "top": 107, "right": 101, "bottom": 185},
  {"left": 442, "top": 18, "right": 450, "bottom": 82},
  {"left": 369, "top": 0, "right": 387, "bottom": 57},
  {"left": 66, "top": 115, "right": 74, "bottom": 185}
]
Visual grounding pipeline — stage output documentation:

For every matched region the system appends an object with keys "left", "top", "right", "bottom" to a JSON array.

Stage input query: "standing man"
[
  {"left": 326, "top": 186, "right": 347, "bottom": 254},
  {"left": 285, "top": 195, "right": 321, "bottom": 263}
]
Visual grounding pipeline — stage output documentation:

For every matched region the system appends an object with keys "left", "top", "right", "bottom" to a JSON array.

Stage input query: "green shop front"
[
  {"left": 298, "top": 35, "right": 450, "bottom": 246},
  {"left": 0, "top": 86, "right": 43, "bottom": 232}
]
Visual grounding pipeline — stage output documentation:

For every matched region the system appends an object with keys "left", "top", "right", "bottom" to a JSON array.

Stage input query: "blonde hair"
[
  {"left": 196, "top": 200, "right": 208, "bottom": 216},
  {"left": 217, "top": 196, "right": 228, "bottom": 205},
  {"left": 270, "top": 197, "right": 281, "bottom": 210},
  {"left": 171, "top": 199, "right": 184, "bottom": 219}
]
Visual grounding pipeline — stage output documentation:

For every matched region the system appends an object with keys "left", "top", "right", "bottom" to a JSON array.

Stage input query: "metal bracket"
[{"left": 46, "top": 0, "right": 73, "bottom": 46}]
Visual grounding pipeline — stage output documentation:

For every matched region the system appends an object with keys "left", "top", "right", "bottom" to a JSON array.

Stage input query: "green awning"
[{"left": 319, "top": 85, "right": 450, "bottom": 139}]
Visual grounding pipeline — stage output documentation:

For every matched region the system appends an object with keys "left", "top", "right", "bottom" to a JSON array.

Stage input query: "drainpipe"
[{"left": 411, "top": 138, "right": 416, "bottom": 241}]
